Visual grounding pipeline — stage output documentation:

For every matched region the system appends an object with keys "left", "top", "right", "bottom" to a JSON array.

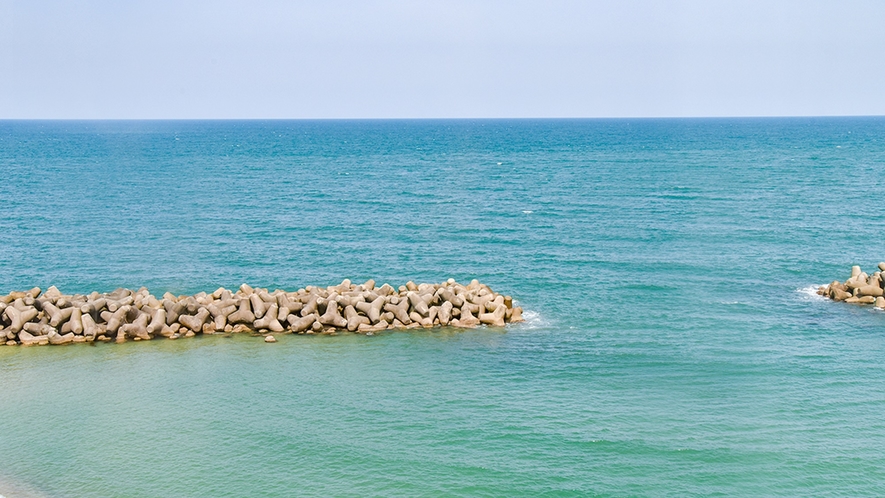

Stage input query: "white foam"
[
  {"left": 522, "top": 210, "right": 533, "bottom": 214},
  {"left": 517, "top": 309, "right": 548, "bottom": 330},
  {"left": 797, "top": 285, "right": 828, "bottom": 301}
]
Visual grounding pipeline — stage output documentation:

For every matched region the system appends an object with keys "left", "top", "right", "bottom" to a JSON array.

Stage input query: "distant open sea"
[{"left": 2, "top": 118, "right": 885, "bottom": 497}]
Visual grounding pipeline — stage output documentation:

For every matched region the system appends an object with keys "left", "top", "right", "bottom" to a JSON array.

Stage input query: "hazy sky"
[{"left": 1, "top": 0, "right": 883, "bottom": 118}]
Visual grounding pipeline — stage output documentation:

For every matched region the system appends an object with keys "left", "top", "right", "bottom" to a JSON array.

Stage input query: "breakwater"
[
  {"left": 0, "top": 279, "right": 524, "bottom": 346},
  {"left": 818, "top": 263, "right": 885, "bottom": 307}
]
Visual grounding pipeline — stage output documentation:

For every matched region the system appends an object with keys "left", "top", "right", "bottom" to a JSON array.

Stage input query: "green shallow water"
[
  {"left": 2, "top": 118, "right": 885, "bottom": 496},
  {"left": 7, "top": 324, "right": 883, "bottom": 497}
]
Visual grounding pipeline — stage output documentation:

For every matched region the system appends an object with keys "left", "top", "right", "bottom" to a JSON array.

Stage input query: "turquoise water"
[{"left": 1, "top": 118, "right": 885, "bottom": 496}]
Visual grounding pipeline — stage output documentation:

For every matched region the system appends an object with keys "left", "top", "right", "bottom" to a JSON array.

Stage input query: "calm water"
[{"left": 1, "top": 118, "right": 885, "bottom": 496}]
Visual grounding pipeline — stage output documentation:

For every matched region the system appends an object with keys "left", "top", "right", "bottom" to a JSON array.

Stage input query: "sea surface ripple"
[{"left": 1, "top": 118, "right": 885, "bottom": 496}]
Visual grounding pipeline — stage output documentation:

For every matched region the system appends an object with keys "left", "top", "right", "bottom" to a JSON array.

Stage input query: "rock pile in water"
[
  {"left": 818, "top": 262, "right": 885, "bottom": 308},
  {"left": 0, "top": 279, "right": 524, "bottom": 346}
]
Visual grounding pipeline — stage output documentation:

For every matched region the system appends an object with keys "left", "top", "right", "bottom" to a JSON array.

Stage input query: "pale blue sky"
[{"left": 1, "top": 0, "right": 883, "bottom": 118}]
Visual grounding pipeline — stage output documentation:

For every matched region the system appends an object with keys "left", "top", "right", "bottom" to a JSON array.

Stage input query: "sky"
[{"left": 1, "top": 0, "right": 883, "bottom": 119}]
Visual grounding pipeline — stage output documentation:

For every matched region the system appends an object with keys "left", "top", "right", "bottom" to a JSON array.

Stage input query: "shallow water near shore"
[{"left": 2, "top": 118, "right": 885, "bottom": 496}]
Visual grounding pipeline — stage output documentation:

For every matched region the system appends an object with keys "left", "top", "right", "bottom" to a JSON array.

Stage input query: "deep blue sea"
[{"left": 1, "top": 118, "right": 885, "bottom": 497}]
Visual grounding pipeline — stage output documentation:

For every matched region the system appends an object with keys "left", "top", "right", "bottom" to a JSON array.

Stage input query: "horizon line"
[{"left": 1, "top": 114, "right": 884, "bottom": 122}]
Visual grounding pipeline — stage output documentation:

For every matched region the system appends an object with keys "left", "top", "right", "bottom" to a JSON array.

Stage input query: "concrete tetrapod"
[
  {"left": 0, "top": 279, "right": 525, "bottom": 346},
  {"left": 254, "top": 304, "right": 284, "bottom": 332},
  {"left": 819, "top": 263, "right": 885, "bottom": 310}
]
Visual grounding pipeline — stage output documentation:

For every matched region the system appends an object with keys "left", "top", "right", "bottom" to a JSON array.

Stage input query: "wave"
[
  {"left": 797, "top": 285, "right": 828, "bottom": 301},
  {"left": 516, "top": 309, "right": 549, "bottom": 330}
]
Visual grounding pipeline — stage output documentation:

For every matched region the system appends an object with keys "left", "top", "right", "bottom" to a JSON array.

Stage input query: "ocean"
[{"left": 1, "top": 118, "right": 885, "bottom": 496}]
